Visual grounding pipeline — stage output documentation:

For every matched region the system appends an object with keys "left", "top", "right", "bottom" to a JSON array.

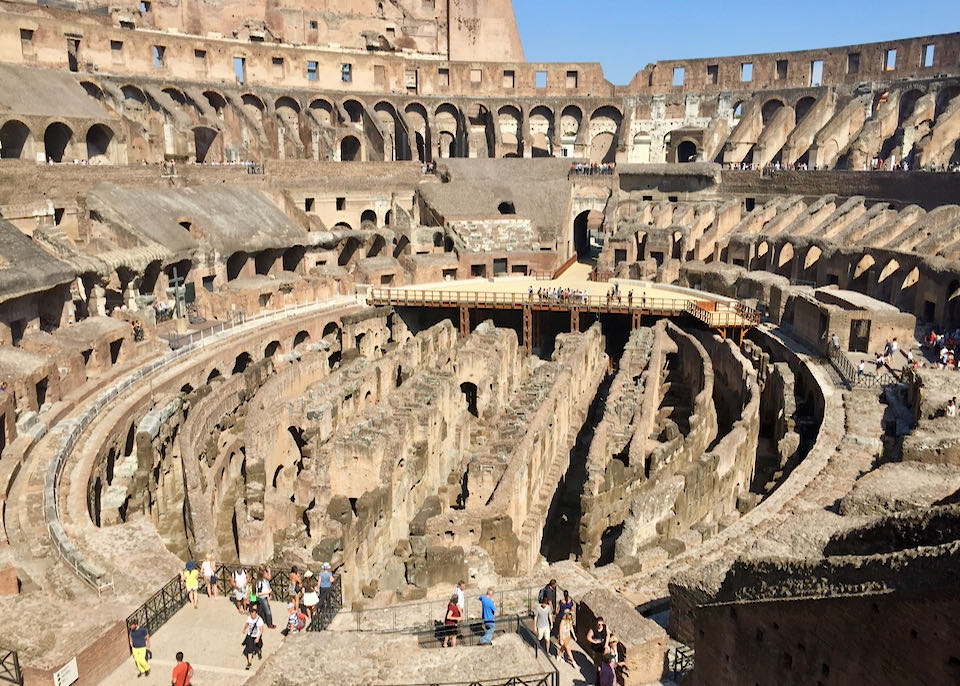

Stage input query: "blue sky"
[{"left": 513, "top": 0, "right": 960, "bottom": 85}]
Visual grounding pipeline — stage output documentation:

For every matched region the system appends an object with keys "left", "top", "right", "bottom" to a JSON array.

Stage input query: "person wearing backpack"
[
  {"left": 538, "top": 579, "right": 557, "bottom": 613},
  {"left": 171, "top": 651, "right": 193, "bottom": 686}
]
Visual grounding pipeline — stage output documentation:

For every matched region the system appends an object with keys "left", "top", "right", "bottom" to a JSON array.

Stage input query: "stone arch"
[
  {"left": 588, "top": 105, "right": 621, "bottom": 163},
  {"left": 877, "top": 258, "right": 900, "bottom": 283},
  {"left": 529, "top": 105, "right": 554, "bottom": 157},
  {"left": 560, "top": 105, "right": 582, "bottom": 140},
  {"left": 853, "top": 254, "right": 876, "bottom": 280},
  {"left": 0, "top": 120, "right": 33, "bottom": 159},
  {"left": 206, "top": 368, "right": 222, "bottom": 384},
  {"left": 193, "top": 126, "right": 220, "bottom": 163},
  {"left": 86, "top": 124, "right": 115, "bottom": 163},
  {"left": 322, "top": 321, "right": 342, "bottom": 345},
  {"left": 676, "top": 139, "right": 699, "bottom": 163},
  {"left": 338, "top": 235, "right": 361, "bottom": 265},
  {"left": 374, "top": 101, "right": 408, "bottom": 161},
  {"left": 80, "top": 81, "right": 105, "bottom": 101},
  {"left": 497, "top": 104, "right": 522, "bottom": 158},
  {"left": 361, "top": 209, "right": 378, "bottom": 226},
  {"left": 226, "top": 251, "right": 248, "bottom": 280},
  {"left": 293, "top": 330, "right": 311, "bottom": 348},
  {"left": 404, "top": 102, "right": 430, "bottom": 162},
  {"left": 873, "top": 91, "right": 890, "bottom": 116},
  {"left": 121, "top": 84, "right": 148, "bottom": 106},
  {"left": 898, "top": 89, "right": 924, "bottom": 124},
  {"left": 232, "top": 352, "right": 253, "bottom": 375},
  {"left": 803, "top": 245, "right": 822, "bottom": 271},
  {"left": 794, "top": 96, "right": 817, "bottom": 122},
  {"left": 203, "top": 90, "right": 227, "bottom": 115},
  {"left": 761, "top": 98, "right": 785, "bottom": 125},
  {"left": 43, "top": 122, "right": 73, "bottom": 162},
  {"left": 340, "top": 135, "right": 361, "bottom": 161},
  {"left": 752, "top": 240, "right": 770, "bottom": 270},
  {"left": 343, "top": 99, "right": 365, "bottom": 124},
  {"left": 777, "top": 242, "right": 795, "bottom": 276},
  {"left": 936, "top": 86, "right": 960, "bottom": 118},
  {"left": 309, "top": 98, "right": 335, "bottom": 126},
  {"left": 435, "top": 103, "right": 464, "bottom": 158},
  {"left": 264, "top": 340, "right": 282, "bottom": 358}
]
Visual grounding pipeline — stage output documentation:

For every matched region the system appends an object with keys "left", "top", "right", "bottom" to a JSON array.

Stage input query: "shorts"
[{"left": 537, "top": 626, "right": 550, "bottom": 641}]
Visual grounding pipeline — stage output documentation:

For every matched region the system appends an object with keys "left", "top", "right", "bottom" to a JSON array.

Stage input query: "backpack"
[{"left": 538, "top": 586, "right": 547, "bottom": 604}]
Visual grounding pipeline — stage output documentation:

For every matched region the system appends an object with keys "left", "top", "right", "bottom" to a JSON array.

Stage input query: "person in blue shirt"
[{"left": 479, "top": 588, "right": 497, "bottom": 644}]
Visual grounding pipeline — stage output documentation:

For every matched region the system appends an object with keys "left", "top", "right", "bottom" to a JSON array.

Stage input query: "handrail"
[
  {"left": 126, "top": 564, "right": 342, "bottom": 637},
  {"left": 44, "top": 297, "right": 351, "bottom": 593},
  {"left": 826, "top": 342, "right": 898, "bottom": 388},
  {"left": 0, "top": 649, "right": 22, "bottom": 686},
  {"left": 368, "top": 287, "right": 761, "bottom": 328}
]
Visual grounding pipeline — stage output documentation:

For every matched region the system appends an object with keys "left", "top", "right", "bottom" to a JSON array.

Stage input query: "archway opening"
[
  {"left": 0, "top": 121, "right": 31, "bottom": 159},
  {"left": 677, "top": 140, "right": 698, "bottom": 163},
  {"left": 86, "top": 124, "right": 114, "bottom": 162},
  {"left": 44, "top": 123, "right": 73, "bottom": 162},
  {"left": 340, "top": 136, "right": 361, "bottom": 161}
]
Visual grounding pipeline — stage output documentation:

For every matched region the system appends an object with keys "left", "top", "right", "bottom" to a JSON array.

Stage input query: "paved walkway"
[{"left": 101, "top": 594, "right": 285, "bottom": 686}]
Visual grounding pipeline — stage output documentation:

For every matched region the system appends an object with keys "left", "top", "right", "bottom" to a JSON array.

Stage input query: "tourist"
[
  {"left": 319, "top": 561, "right": 333, "bottom": 591},
  {"left": 287, "top": 565, "right": 303, "bottom": 610},
  {"left": 627, "top": 290, "right": 633, "bottom": 307},
  {"left": 534, "top": 597, "right": 553, "bottom": 656},
  {"left": 242, "top": 607, "right": 265, "bottom": 670},
  {"left": 182, "top": 560, "right": 200, "bottom": 609},
  {"left": 557, "top": 589, "right": 575, "bottom": 628},
  {"left": 257, "top": 567, "right": 275, "bottom": 629},
  {"left": 283, "top": 601, "right": 306, "bottom": 636},
  {"left": 606, "top": 635, "right": 620, "bottom": 668},
  {"left": 171, "top": 651, "right": 193, "bottom": 686},
  {"left": 538, "top": 578, "right": 558, "bottom": 612},
  {"left": 201, "top": 554, "right": 217, "bottom": 598},
  {"left": 232, "top": 567, "right": 249, "bottom": 613},
  {"left": 301, "top": 571, "right": 320, "bottom": 620},
  {"left": 948, "top": 398, "right": 958, "bottom": 418},
  {"left": 557, "top": 610, "right": 576, "bottom": 664},
  {"left": 585, "top": 616, "right": 608, "bottom": 666},
  {"left": 442, "top": 593, "right": 462, "bottom": 647},
  {"left": 248, "top": 571, "right": 260, "bottom": 614},
  {"left": 830, "top": 332, "right": 840, "bottom": 350},
  {"left": 857, "top": 360, "right": 865, "bottom": 381},
  {"left": 598, "top": 653, "right": 617, "bottom": 686},
  {"left": 127, "top": 619, "right": 151, "bottom": 678},
  {"left": 478, "top": 588, "right": 497, "bottom": 645},
  {"left": 454, "top": 579, "right": 466, "bottom": 614}
]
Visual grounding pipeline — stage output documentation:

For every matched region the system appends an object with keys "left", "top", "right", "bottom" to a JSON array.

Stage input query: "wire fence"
[{"left": 826, "top": 342, "right": 899, "bottom": 388}]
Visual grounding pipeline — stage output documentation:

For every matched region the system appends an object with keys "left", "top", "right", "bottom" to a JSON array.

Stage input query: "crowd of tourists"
[
  {"left": 125, "top": 555, "right": 338, "bottom": 681},
  {"left": 568, "top": 162, "right": 616, "bottom": 177},
  {"left": 529, "top": 285, "right": 591, "bottom": 305},
  {"left": 439, "top": 579, "right": 622, "bottom": 686}
]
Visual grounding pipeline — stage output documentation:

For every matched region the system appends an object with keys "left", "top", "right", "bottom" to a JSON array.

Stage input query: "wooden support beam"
[{"left": 459, "top": 305, "right": 470, "bottom": 338}]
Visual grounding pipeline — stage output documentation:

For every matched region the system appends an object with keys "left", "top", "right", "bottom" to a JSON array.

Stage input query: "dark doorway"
[
  {"left": 573, "top": 211, "right": 591, "bottom": 261},
  {"left": 460, "top": 382, "right": 478, "bottom": 417}
]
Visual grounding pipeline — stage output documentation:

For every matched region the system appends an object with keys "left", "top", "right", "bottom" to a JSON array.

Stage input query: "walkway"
[
  {"left": 368, "top": 272, "right": 757, "bottom": 339},
  {"left": 100, "top": 594, "right": 285, "bottom": 686}
]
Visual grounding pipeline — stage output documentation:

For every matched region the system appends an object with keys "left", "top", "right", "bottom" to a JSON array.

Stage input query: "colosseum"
[{"left": 0, "top": 0, "right": 957, "bottom": 684}]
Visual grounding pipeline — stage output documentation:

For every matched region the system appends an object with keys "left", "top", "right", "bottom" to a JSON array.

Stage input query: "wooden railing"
[{"left": 369, "top": 288, "right": 761, "bottom": 328}]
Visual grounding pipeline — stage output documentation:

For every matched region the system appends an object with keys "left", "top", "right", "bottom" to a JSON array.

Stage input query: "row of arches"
[{"left": 0, "top": 120, "right": 117, "bottom": 163}]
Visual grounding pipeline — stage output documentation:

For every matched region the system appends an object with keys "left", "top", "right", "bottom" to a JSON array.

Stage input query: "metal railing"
[
  {"left": 44, "top": 296, "right": 350, "bottom": 593},
  {"left": 126, "top": 565, "right": 342, "bottom": 637},
  {"left": 413, "top": 614, "right": 523, "bottom": 649},
  {"left": 826, "top": 342, "right": 899, "bottom": 388},
  {"left": 378, "top": 670, "right": 558, "bottom": 686},
  {"left": 348, "top": 585, "right": 540, "bottom": 632},
  {"left": 0, "top": 649, "right": 22, "bottom": 686},
  {"left": 670, "top": 644, "right": 695, "bottom": 680}
]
